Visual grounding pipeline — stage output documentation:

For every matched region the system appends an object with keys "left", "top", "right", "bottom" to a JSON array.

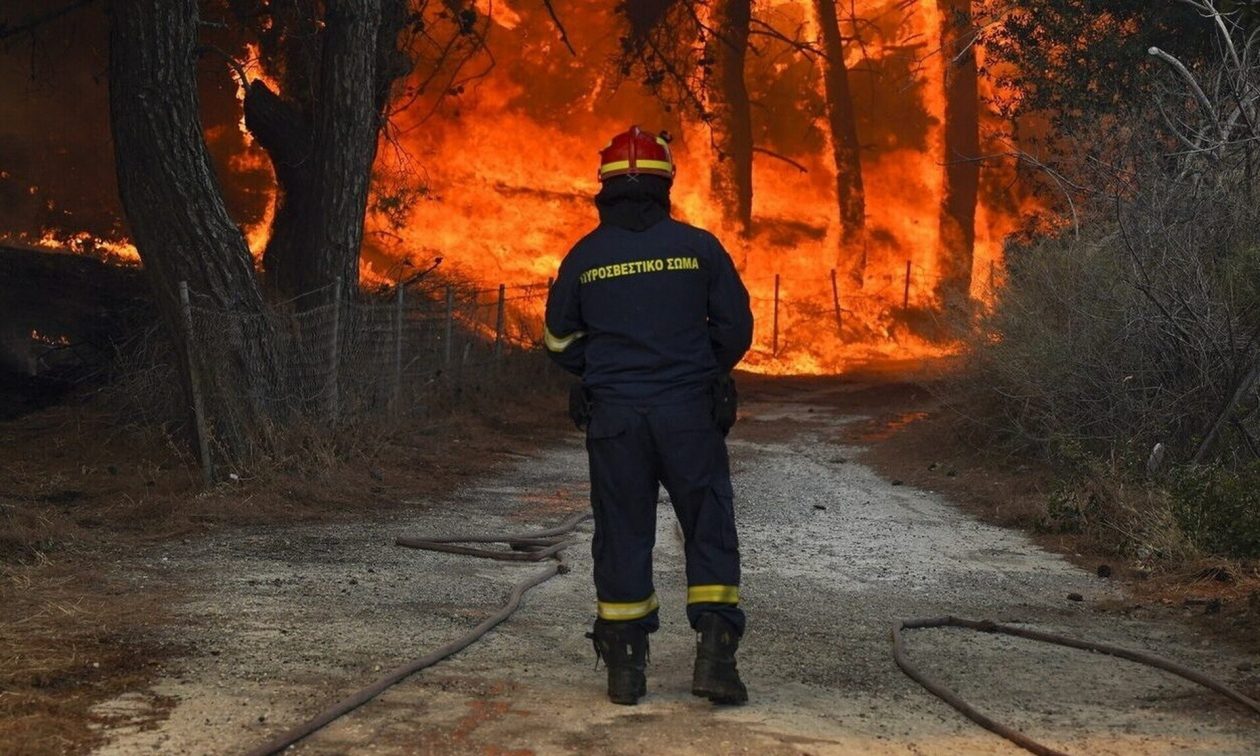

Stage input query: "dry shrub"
[{"left": 962, "top": 8, "right": 1260, "bottom": 561}]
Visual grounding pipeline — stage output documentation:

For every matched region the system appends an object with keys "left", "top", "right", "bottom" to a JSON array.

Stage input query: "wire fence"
[
  {"left": 175, "top": 260, "right": 982, "bottom": 477},
  {"left": 179, "top": 276, "right": 551, "bottom": 479}
]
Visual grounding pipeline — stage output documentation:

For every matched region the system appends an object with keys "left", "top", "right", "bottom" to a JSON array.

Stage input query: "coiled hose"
[
  {"left": 893, "top": 616, "right": 1260, "bottom": 756},
  {"left": 244, "top": 510, "right": 592, "bottom": 756}
]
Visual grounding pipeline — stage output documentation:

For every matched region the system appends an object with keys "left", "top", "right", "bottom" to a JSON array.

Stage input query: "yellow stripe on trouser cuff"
[
  {"left": 597, "top": 593, "right": 660, "bottom": 621},
  {"left": 544, "top": 324, "right": 584, "bottom": 353},
  {"left": 687, "top": 585, "right": 740, "bottom": 605}
]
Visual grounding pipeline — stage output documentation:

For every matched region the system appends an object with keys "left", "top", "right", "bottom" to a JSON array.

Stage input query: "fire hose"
[
  {"left": 241, "top": 506, "right": 1258, "bottom": 756},
  {"left": 892, "top": 616, "right": 1260, "bottom": 756},
  {"left": 243, "top": 510, "right": 592, "bottom": 756}
]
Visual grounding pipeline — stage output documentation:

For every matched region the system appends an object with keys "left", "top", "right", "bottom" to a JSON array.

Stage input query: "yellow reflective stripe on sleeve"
[
  {"left": 544, "top": 324, "right": 584, "bottom": 353},
  {"left": 599, "top": 159, "right": 674, "bottom": 176},
  {"left": 687, "top": 584, "right": 740, "bottom": 605},
  {"left": 597, "top": 593, "right": 660, "bottom": 621}
]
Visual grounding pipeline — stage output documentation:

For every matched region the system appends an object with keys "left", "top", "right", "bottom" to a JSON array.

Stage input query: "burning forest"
[
  {"left": 3, "top": 0, "right": 1040, "bottom": 381},
  {"left": 7, "top": 3, "right": 1260, "bottom": 753}
]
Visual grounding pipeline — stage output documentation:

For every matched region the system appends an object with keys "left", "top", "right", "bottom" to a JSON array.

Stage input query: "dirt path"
[{"left": 92, "top": 381, "right": 1260, "bottom": 755}]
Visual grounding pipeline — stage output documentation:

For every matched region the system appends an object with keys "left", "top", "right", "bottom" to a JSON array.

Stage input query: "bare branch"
[
  {"left": 0, "top": 0, "right": 93, "bottom": 43},
  {"left": 1149, "top": 46, "right": 1227, "bottom": 147},
  {"left": 541, "top": 0, "right": 576, "bottom": 56},
  {"left": 752, "top": 147, "right": 808, "bottom": 173},
  {"left": 195, "top": 45, "right": 250, "bottom": 91}
]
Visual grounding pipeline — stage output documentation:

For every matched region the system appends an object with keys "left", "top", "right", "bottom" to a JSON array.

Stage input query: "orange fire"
[
  {"left": 358, "top": 0, "right": 1031, "bottom": 374},
  {"left": 14, "top": 0, "right": 1036, "bottom": 376}
]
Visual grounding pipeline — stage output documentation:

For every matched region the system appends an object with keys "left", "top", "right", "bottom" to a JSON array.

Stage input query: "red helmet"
[{"left": 598, "top": 126, "right": 676, "bottom": 182}]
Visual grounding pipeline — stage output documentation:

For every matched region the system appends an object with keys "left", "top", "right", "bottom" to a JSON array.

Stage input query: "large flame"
[
  {"left": 4, "top": 0, "right": 1038, "bottom": 375},
  {"left": 359, "top": 0, "right": 1032, "bottom": 373}
]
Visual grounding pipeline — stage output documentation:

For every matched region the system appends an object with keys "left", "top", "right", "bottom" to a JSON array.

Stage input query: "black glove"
[
  {"left": 568, "top": 382, "right": 593, "bottom": 430},
  {"left": 712, "top": 373, "right": 738, "bottom": 435}
]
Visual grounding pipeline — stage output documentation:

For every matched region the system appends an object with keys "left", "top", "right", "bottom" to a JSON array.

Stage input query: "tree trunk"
[
  {"left": 245, "top": 0, "right": 408, "bottom": 306},
  {"left": 815, "top": 0, "right": 867, "bottom": 286},
  {"left": 935, "top": 0, "right": 981, "bottom": 306},
  {"left": 109, "top": 0, "right": 278, "bottom": 457},
  {"left": 706, "top": 0, "right": 754, "bottom": 236}
]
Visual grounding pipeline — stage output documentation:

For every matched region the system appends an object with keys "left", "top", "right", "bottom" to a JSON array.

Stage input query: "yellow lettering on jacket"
[{"left": 579, "top": 257, "right": 698, "bottom": 285}]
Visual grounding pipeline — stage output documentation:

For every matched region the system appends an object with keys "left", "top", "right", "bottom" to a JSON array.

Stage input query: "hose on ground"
[
  {"left": 892, "top": 615, "right": 1260, "bottom": 756},
  {"left": 244, "top": 510, "right": 592, "bottom": 756}
]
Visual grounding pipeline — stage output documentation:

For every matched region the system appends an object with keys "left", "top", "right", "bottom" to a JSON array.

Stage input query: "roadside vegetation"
[{"left": 962, "top": 1, "right": 1260, "bottom": 566}]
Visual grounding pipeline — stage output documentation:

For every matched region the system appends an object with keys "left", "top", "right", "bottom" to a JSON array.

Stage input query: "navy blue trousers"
[{"left": 585, "top": 398, "right": 745, "bottom": 636}]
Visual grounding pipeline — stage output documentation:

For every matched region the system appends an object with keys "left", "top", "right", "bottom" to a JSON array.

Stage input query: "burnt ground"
[{"left": 3, "top": 366, "right": 1259, "bottom": 754}]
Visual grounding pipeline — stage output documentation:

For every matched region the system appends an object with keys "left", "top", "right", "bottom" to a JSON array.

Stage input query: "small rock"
[
  {"left": 1067, "top": 592, "right": 1084, "bottom": 602},
  {"left": 891, "top": 479, "right": 904, "bottom": 486},
  {"left": 927, "top": 462, "right": 939, "bottom": 471},
  {"left": 813, "top": 504, "right": 827, "bottom": 511},
  {"left": 830, "top": 457, "right": 848, "bottom": 464},
  {"left": 1096, "top": 564, "right": 1113, "bottom": 579}
]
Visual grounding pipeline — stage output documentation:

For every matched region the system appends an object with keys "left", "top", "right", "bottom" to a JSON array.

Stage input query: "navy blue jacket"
[{"left": 544, "top": 217, "right": 754, "bottom": 404}]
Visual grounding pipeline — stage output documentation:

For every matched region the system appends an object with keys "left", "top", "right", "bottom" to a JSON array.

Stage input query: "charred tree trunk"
[
  {"left": 936, "top": 0, "right": 981, "bottom": 306},
  {"left": 109, "top": 0, "right": 278, "bottom": 457},
  {"left": 706, "top": 0, "right": 754, "bottom": 236},
  {"left": 815, "top": 0, "right": 867, "bottom": 286},
  {"left": 244, "top": 0, "right": 409, "bottom": 305}
]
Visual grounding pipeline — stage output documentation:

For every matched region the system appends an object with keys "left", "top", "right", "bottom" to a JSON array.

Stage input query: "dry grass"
[
  {"left": 0, "top": 349, "right": 573, "bottom": 754},
  {"left": 0, "top": 561, "right": 182, "bottom": 755}
]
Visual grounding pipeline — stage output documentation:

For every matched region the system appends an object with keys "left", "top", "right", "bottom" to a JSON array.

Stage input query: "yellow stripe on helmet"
[{"left": 598, "top": 159, "right": 675, "bottom": 177}]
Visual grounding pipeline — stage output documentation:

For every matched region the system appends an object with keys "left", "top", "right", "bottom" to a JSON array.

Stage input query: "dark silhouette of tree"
[
  {"left": 936, "top": 0, "right": 980, "bottom": 305},
  {"left": 814, "top": 0, "right": 866, "bottom": 286},
  {"left": 237, "top": 0, "right": 410, "bottom": 304},
  {"left": 109, "top": 0, "right": 279, "bottom": 453},
  {"left": 617, "top": 0, "right": 754, "bottom": 235}
]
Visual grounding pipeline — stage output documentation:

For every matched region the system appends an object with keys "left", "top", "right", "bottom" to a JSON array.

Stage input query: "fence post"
[
  {"left": 830, "top": 268, "right": 843, "bottom": 335},
  {"left": 772, "top": 273, "right": 780, "bottom": 357},
  {"left": 328, "top": 277, "right": 341, "bottom": 422},
  {"left": 444, "top": 284, "right": 454, "bottom": 368},
  {"left": 903, "top": 260, "right": 912, "bottom": 309},
  {"left": 393, "top": 282, "right": 404, "bottom": 408},
  {"left": 494, "top": 283, "right": 506, "bottom": 359},
  {"left": 179, "top": 281, "right": 213, "bottom": 486}
]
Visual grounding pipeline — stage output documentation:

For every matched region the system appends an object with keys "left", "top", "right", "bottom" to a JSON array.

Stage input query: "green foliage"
[{"left": 1170, "top": 463, "right": 1260, "bottom": 558}]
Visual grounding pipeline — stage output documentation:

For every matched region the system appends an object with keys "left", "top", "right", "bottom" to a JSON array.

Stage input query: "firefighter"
[{"left": 543, "top": 126, "right": 754, "bottom": 706}]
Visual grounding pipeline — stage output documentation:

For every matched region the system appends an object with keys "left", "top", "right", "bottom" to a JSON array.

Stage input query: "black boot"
[
  {"left": 587, "top": 622, "right": 648, "bottom": 705},
  {"left": 691, "top": 613, "right": 748, "bottom": 704}
]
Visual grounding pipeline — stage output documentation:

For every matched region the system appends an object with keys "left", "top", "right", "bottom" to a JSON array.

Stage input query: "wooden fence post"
[
  {"left": 494, "top": 283, "right": 506, "bottom": 359},
  {"left": 830, "top": 268, "right": 843, "bottom": 335},
  {"left": 903, "top": 260, "right": 912, "bottom": 309},
  {"left": 444, "top": 284, "right": 454, "bottom": 368},
  {"left": 393, "top": 282, "right": 404, "bottom": 407},
  {"left": 179, "top": 281, "right": 213, "bottom": 486},
  {"left": 772, "top": 273, "right": 781, "bottom": 357},
  {"left": 328, "top": 277, "right": 341, "bottom": 421}
]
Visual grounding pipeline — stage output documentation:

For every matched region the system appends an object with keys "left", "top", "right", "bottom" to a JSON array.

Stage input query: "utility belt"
[{"left": 569, "top": 375, "right": 738, "bottom": 436}]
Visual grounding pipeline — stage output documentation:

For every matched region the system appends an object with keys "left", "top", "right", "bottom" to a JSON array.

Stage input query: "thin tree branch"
[
  {"left": 0, "top": 0, "right": 93, "bottom": 43},
  {"left": 195, "top": 45, "right": 250, "bottom": 90},
  {"left": 541, "top": 0, "right": 576, "bottom": 56},
  {"left": 752, "top": 146, "right": 808, "bottom": 173}
]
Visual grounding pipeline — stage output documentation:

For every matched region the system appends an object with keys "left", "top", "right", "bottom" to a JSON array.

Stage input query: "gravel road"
[{"left": 93, "top": 381, "right": 1260, "bottom": 754}]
